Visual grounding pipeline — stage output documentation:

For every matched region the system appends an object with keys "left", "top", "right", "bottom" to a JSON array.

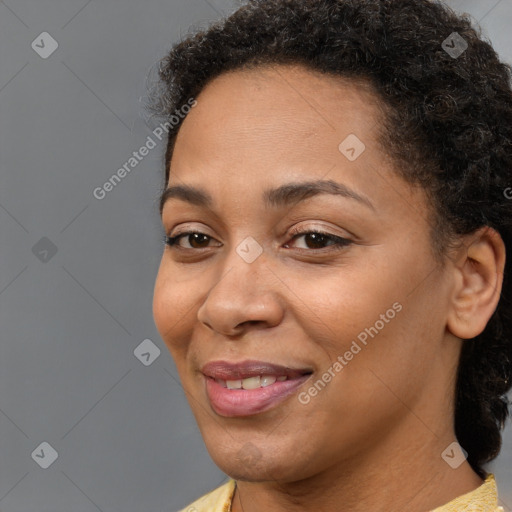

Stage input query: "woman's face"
[{"left": 153, "top": 64, "right": 460, "bottom": 482}]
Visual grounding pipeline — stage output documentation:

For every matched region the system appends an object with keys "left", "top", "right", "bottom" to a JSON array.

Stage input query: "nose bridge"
[
  {"left": 211, "top": 236, "right": 269, "bottom": 305},
  {"left": 197, "top": 237, "right": 284, "bottom": 334}
]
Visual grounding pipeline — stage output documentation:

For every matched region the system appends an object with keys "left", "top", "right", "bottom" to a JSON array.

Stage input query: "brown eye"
[
  {"left": 286, "top": 230, "right": 352, "bottom": 251},
  {"left": 302, "top": 232, "right": 331, "bottom": 249},
  {"left": 164, "top": 232, "right": 220, "bottom": 249}
]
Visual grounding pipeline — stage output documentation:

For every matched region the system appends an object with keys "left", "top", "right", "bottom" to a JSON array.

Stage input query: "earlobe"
[{"left": 446, "top": 227, "right": 506, "bottom": 340}]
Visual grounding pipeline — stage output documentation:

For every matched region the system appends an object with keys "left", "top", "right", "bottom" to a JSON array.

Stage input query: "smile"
[
  {"left": 215, "top": 375, "right": 288, "bottom": 389},
  {"left": 201, "top": 360, "right": 312, "bottom": 417}
]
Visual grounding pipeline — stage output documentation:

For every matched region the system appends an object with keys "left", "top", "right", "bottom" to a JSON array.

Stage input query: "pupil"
[
  {"left": 190, "top": 233, "right": 208, "bottom": 248},
  {"left": 306, "top": 233, "right": 326, "bottom": 249}
]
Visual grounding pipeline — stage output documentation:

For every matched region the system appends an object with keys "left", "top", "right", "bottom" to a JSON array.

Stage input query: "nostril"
[{"left": 236, "top": 320, "right": 261, "bottom": 329}]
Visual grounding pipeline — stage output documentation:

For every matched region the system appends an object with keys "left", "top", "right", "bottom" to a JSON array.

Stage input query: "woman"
[{"left": 150, "top": 0, "right": 512, "bottom": 510}]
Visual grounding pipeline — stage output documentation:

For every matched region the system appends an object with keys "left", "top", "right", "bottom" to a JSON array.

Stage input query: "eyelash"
[{"left": 163, "top": 229, "right": 352, "bottom": 253}]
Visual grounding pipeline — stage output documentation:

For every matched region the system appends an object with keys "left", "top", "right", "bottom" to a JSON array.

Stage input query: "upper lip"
[{"left": 201, "top": 359, "right": 313, "bottom": 380}]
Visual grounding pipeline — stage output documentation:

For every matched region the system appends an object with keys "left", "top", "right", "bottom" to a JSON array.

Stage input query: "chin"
[
  {"left": 208, "top": 442, "right": 311, "bottom": 484},
  {"left": 218, "top": 463, "right": 291, "bottom": 484}
]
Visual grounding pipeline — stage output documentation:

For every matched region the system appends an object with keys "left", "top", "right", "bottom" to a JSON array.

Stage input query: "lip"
[
  {"left": 202, "top": 359, "right": 313, "bottom": 417},
  {"left": 201, "top": 359, "right": 312, "bottom": 380}
]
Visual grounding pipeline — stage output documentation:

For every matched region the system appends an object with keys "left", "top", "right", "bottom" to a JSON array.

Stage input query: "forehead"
[{"left": 169, "top": 64, "right": 387, "bottom": 178}]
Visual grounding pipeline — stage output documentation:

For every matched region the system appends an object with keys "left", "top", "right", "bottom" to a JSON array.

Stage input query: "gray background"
[{"left": 0, "top": 1, "right": 510, "bottom": 511}]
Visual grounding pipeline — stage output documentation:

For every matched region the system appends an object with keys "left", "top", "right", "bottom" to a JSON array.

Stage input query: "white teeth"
[
  {"left": 242, "top": 376, "right": 261, "bottom": 390},
  {"left": 217, "top": 375, "right": 288, "bottom": 389},
  {"left": 226, "top": 379, "right": 242, "bottom": 389},
  {"left": 260, "top": 375, "right": 277, "bottom": 387}
]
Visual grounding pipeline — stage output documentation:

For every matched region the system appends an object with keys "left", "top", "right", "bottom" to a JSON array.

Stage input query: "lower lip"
[{"left": 205, "top": 375, "right": 311, "bottom": 417}]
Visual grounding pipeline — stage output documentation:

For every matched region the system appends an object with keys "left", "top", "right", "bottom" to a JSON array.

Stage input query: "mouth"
[{"left": 201, "top": 360, "right": 313, "bottom": 417}]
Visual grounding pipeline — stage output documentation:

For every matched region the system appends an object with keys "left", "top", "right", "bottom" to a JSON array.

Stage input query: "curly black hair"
[{"left": 148, "top": 0, "right": 512, "bottom": 478}]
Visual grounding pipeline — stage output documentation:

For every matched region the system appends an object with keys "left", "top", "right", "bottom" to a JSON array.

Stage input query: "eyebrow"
[{"left": 159, "top": 179, "right": 375, "bottom": 216}]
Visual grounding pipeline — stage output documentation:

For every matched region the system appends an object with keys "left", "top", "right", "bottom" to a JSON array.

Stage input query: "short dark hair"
[{"left": 148, "top": 0, "right": 512, "bottom": 477}]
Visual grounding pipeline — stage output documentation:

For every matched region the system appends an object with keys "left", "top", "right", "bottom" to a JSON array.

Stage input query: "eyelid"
[
  {"left": 287, "top": 220, "right": 355, "bottom": 240},
  {"left": 166, "top": 221, "right": 217, "bottom": 239},
  {"left": 169, "top": 225, "right": 214, "bottom": 237},
  {"left": 287, "top": 222, "right": 351, "bottom": 239}
]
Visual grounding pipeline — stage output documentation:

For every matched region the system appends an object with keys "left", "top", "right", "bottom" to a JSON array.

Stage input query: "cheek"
[
  {"left": 283, "top": 250, "right": 443, "bottom": 386},
  {"left": 281, "top": 262, "right": 404, "bottom": 357},
  {"left": 152, "top": 261, "right": 199, "bottom": 355}
]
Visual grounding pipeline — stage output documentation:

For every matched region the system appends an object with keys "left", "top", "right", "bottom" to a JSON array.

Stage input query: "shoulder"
[
  {"left": 178, "top": 479, "right": 236, "bottom": 512},
  {"left": 430, "top": 473, "right": 503, "bottom": 512}
]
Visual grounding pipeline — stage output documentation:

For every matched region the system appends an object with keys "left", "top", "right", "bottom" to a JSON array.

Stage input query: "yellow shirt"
[{"left": 180, "top": 474, "right": 502, "bottom": 512}]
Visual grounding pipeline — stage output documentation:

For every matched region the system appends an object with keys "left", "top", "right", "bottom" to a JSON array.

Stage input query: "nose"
[{"left": 196, "top": 250, "right": 285, "bottom": 337}]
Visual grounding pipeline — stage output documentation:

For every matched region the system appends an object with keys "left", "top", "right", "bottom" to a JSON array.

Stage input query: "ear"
[{"left": 446, "top": 227, "right": 506, "bottom": 340}]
